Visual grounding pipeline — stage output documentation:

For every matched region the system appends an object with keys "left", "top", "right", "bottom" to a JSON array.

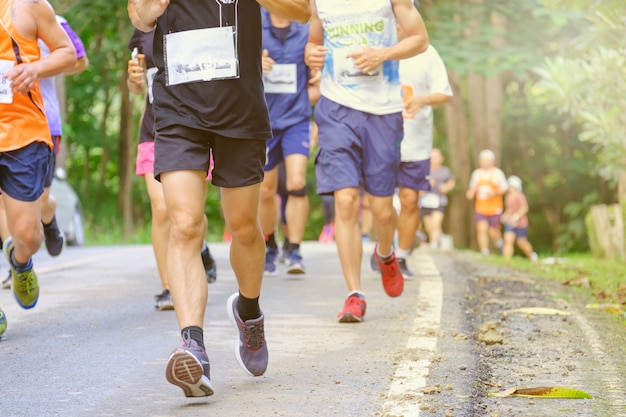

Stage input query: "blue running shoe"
[
  {"left": 165, "top": 336, "right": 214, "bottom": 397},
  {"left": 0, "top": 306, "right": 7, "bottom": 336},
  {"left": 226, "top": 293, "right": 268, "bottom": 377},
  {"left": 285, "top": 250, "right": 305, "bottom": 275},
  {"left": 264, "top": 247, "right": 278, "bottom": 276}
]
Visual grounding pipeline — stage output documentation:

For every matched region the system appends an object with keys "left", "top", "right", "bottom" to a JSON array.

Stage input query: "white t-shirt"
[
  {"left": 399, "top": 45, "right": 452, "bottom": 162},
  {"left": 316, "top": 0, "right": 402, "bottom": 115}
]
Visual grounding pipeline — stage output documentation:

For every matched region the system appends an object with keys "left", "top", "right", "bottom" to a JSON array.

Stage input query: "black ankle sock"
[
  {"left": 266, "top": 233, "right": 278, "bottom": 250},
  {"left": 42, "top": 215, "right": 58, "bottom": 228},
  {"left": 237, "top": 293, "right": 261, "bottom": 322},
  {"left": 181, "top": 326, "right": 205, "bottom": 350},
  {"left": 282, "top": 237, "right": 290, "bottom": 251},
  {"left": 286, "top": 242, "right": 300, "bottom": 253}
]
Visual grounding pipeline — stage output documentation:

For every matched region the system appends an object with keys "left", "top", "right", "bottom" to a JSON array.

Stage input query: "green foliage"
[{"left": 533, "top": 0, "right": 626, "bottom": 181}]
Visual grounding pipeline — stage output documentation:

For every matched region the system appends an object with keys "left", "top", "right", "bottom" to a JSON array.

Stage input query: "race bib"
[
  {"left": 164, "top": 26, "right": 239, "bottom": 86},
  {"left": 0, "top": 60, "right": 14, "bottom": 104},
  {"left": 146, "top": 67, "right": 158, "bottom": 104},
  {"left": 332, "top": 47, "right": 382, "bottom": 85},
  {"left": 420, "top": 192, "right": 440, "bottom": 209},
  {"left": 477, "top": 185, "right": 493, "bottom": 200},
  {"left": 263, "top": 63, "right": 297, "bottom": 94}
]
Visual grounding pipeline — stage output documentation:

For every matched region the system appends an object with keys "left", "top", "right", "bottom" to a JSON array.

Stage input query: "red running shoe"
[
  {"left": 375, "top": 250, "right": 404, "bottom": 297},
  {"left": 337, "top": 295, "right": 367, "bottom": 323}
]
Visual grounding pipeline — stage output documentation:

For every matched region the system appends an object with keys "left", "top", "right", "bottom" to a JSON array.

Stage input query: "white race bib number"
[
  {"left": 263, "top": 63, "right": 297, "bottom": 94},
  {"left": 0, "top": 60, "right": 14, "bottom": 104},
  {"left": 164, "top": 26, "right": 239, "bottom": 86},
  {"left": 146, "top": 67, "right": 158, "bottom": 104},
  {"left": 332, "top": 47, "right": 382, "bottom": 85}
]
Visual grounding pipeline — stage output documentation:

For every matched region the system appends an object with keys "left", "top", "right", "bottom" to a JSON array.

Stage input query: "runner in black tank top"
[{"left": 128, "top": 0, "right": 310, "bottom": 399}]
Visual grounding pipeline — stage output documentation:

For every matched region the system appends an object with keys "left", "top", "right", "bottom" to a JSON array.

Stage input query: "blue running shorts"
[{"left": 314, "top": 97, "right": 403, "bottom": 197}]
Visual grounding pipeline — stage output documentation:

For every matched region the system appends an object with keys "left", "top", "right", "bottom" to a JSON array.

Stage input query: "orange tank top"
[{"left": 0, "top": 0, "right": 52, "bottom": 152}]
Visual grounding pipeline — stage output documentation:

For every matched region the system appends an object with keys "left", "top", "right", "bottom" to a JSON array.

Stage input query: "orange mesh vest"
[{"left": 0, "top": 1, "right": 51, "bottom": 152}]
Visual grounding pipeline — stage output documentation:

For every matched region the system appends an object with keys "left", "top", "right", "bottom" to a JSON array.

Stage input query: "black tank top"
[{"left": 152, "top": 0, "right": 271, "bottom": 140}]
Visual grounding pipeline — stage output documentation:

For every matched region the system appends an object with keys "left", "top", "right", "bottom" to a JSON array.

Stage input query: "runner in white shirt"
[{"left": 395, "top": 23, "right": 452, "bottom": 277}]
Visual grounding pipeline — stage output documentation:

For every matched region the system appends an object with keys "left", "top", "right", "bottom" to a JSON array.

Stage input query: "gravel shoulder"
[{"left": 419, "top": 250, "right": 626, "bottom": 417}]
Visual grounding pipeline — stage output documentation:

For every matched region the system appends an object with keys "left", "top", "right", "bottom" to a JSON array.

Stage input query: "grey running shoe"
[
  {"left": 165, "top": 337, "right": 214, "bottom": 397},
  {"left": 226, "top": 293, "right": 268, "bottom": 377},
  {"left": 370, "top": 253, "right": 380, "bottom": 272},
  {"left": 397, "top": 258, "right": 414, "bottom": 278},
  {"left": 285, "top": 250, "right": 305, "bottom": 275},
  {"left": 155, "top": 290, "right": 174, "bottom": 311},
  {"left": 43, "top": 216, "right": 64, "bottom": 257},
  {"left": 201, "top": 244, "right": 217, "bottom": 284}
]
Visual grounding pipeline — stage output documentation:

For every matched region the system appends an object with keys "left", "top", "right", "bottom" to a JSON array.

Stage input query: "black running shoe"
[
  {"left": 43, "top": 216, "right": 64, "bottom": 257},
  {"left": 155, "top": 290, "right": 174, "bottom": 311},
  {"left": 201, "top": 244, "right": 217, "bottom": 283}
]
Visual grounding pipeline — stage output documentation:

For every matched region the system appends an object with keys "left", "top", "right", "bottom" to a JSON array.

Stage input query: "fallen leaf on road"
[
  {"left": 477, "top": 322, "right": 503, "bottom": 345},
  {"left": 489, "top": 387, "right": 592, "bottom": 399},
  {"left": 503, "top": 307, "right": 570, "bottom": 316},
  {"left": 563, "top": 277, "right": 591, "bottom": 289},
  {"left": 585, "top": 304, "right": 623, "bottom": 314}
]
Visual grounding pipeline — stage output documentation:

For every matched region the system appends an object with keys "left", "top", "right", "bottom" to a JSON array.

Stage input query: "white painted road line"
[{"left": 381, "top": 253, "right": 443, "bottom": 417}]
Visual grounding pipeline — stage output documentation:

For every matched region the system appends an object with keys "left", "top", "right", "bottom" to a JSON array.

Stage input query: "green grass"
[{"left": 483, "top": 253, "right": 626, "bottom": 310}]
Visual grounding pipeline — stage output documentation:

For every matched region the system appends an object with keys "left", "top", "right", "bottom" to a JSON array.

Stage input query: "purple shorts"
[
  {"left": 475, "top": 212, "right": 501, "bottom": 229},
  {"left": 398, "top": 159, "right": 431, "bottom": 192},
  {"left": 314, "top": 96, "right": 403, "bottom": 197},
  {"left": 265, "top": 120, "right": 310, "bottom": 171}
]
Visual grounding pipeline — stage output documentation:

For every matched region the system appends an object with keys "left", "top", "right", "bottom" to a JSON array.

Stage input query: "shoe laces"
[
  {"left": 344, "top": 296, "right": 364, "bottom": 310},
  {"left": 381, "top": 259, "right": 399, "bottom": 278},
  {"left": 242, "top": 321, "right": 265, "bottom": 350},
  {"left": 16, "top": 270, "right": 36, "bottom": 295}
]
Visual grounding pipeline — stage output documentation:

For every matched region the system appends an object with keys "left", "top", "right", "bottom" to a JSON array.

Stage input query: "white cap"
[
  {"left": 508, "top": 175, "right": 522, "bottom": 191},
  {"left": 479, "top": 149, "right": 496, "bottom": 161}
]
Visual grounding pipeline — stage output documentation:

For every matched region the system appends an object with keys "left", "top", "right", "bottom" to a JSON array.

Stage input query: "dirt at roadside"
[{"left": 420, "top": 251, "right": 626, "bottom": 417}]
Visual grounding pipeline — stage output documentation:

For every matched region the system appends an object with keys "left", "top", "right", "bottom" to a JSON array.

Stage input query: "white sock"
[
  {"left": 395, "top": 248, "right": 410, "bottom": 259},
  {"left": 376, "top": 247, "right": 394, "bottom": 259},
  {"left": 348, "top": 290, "right": 365, "bottom": 299}
]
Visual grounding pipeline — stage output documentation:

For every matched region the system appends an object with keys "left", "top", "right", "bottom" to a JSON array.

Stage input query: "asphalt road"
[{"left": 0, "top": 243, "right": 624, "bottom": 417}]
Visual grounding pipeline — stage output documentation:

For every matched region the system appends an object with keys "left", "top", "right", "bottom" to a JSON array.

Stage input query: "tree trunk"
[
  {"left": 468, "top": 72, "right": 487, "bottom": 163},
  {"left": 118, "top": 72, "right": 135, "bottom": 238},
  {"left": 444, "top": 71, "right": 472, "bottom": 248},
  {"left": 586, "top": 204, "right": 624, "bottom": 261}
]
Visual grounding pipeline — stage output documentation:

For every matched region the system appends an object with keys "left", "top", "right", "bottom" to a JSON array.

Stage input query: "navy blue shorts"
[
  {"left": 44, "top": 136, "right": 60, "bottom": 188},
  {"left": 504, "top": 224, "right": 528, "bottom": 238},
  {"left": 314, "top": 97, "right": 403, "bottom": 197},
  {"left": 265, "top": 120, "right": 310, "bottom": 171},
  {"left": 398, "top": 159, "right": 431, "bottom": 192},
  {"left": 0, "top": 141, "right": 50, "bottom": 202}
]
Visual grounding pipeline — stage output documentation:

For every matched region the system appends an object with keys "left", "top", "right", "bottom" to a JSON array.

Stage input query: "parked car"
[{"left": 49, "top": 168, "right": 84, "bottom": 246}]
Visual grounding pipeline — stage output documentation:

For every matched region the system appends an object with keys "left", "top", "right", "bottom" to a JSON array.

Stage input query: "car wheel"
[{"left": 67, "top": 206, "right": 85, "bottom": 246}]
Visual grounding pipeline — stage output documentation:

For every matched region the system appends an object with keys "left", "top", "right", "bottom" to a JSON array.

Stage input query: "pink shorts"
[
  {"left": 136, "top": 141, "right": 214, "bottom": 180},
  {"left": 136, "top": 142, "right": 155, "bottom": 176}
]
